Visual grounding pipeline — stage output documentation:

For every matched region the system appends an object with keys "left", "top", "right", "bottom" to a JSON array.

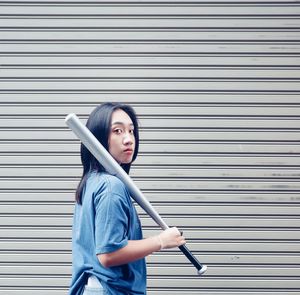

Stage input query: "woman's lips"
[{"left": 124, "top": 149, "right": 133, "bottom": 154}]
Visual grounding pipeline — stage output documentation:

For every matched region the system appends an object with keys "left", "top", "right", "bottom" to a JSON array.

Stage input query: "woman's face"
[{"left": 108, "top": 109, "right": 135, "bottom": 164}]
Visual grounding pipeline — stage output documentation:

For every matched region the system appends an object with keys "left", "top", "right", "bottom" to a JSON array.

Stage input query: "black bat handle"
[{"left": 179, "top": 244, "right": 207, "bottom": 275}]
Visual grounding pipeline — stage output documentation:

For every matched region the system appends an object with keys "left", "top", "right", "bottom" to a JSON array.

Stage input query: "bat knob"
[{"left": 197, "top": 265, "right": 208, "bottom": 276}]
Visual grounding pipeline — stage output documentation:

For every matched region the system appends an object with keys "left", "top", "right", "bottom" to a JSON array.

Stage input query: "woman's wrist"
[
  {"left": 149, "top": 235, "right": 162, "bottom": 252},
  {"left": 155, "top": 235, "right": 163, "bottom": 250}
]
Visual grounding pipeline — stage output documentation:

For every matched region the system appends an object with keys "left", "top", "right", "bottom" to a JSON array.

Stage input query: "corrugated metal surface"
[{"left": 0, "top": 1, "right": 299, "bottom": 294}]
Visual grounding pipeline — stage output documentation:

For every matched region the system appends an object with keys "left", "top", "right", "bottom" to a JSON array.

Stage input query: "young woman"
[{"left": 69, "top": 102, "right": 186, "bottom": 295}]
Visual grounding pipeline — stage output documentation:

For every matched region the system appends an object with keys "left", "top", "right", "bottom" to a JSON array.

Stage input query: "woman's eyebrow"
[{"left": 111, "top": 121, "right": 134, "bottom": 127}]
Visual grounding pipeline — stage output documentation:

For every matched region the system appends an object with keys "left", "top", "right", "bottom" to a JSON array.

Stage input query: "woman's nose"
[{"left": 123, "top": 132, "right": 133, "bottom": 145}]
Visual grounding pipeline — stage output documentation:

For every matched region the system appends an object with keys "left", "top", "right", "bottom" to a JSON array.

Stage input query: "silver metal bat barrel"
[{"left": 65, "top": 113, "right": 207, "bottom": 275}]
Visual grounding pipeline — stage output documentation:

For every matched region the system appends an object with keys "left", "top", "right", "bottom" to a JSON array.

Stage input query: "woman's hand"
[{"left": 156, "top": 227, "right": 186, "bottom": 250}]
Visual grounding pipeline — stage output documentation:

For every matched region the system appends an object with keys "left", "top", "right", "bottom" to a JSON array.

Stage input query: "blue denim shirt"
[{"left": 69, "top": 172, "right": 146, "bottom": 295}]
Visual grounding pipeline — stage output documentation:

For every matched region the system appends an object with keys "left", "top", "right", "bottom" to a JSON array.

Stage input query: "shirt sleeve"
[{"left": 94, "top": 179, "right": 130, "bottom": 255}]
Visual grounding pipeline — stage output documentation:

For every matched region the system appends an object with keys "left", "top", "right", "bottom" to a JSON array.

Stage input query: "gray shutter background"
[{"left": 0, "top": 1, "right": 299, "bottom": 294}]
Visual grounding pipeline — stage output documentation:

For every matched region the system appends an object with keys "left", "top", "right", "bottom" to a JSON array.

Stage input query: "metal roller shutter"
[{"left": 0, "top": 1, "right": 299, "bottom": 294}]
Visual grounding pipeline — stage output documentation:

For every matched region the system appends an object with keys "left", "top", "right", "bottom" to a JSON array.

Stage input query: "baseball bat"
[{"left": 65, "top": 113, "right": 207, "bottom": 275}]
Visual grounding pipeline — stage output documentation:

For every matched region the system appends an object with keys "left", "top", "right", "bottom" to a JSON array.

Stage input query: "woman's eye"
[
  {"left": 129, "top": 129, "right": 134, "bottom": 134},
  {"left": 114, "top": 128, "right": 122, "bottom": 134}
]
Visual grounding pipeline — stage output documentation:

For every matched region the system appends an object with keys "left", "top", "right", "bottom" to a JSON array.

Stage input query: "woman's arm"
[
  {"left": 98, "top": 227, "right": 185, "bottom": 268},
  {"left": 98, "top": 236, "right": 160, "bottom": 268}
]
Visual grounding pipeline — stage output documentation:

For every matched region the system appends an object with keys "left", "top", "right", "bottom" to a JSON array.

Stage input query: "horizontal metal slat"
[
  {"left": 0, "top": 192, "right": 297, "bottom": 204},
  {"left": 1, "top": 93, "right": 299, "bottom": 104},
  {"left": 0, "top": 241, "right": 298, "bottom": 253},
  {"left": 1, "top": 215, "right": 300, "bottom": 229},
  {"left": 0, "top": 253, "right": 71, "bottom": 263},
  {"left": 0, "top": 277, "right": 69, "bottom": 288},
  {"left": 0, "top": 142, "right": 300, "bottom": 154},
  {"left": 1, "top": 179, "right": 300, "bottom": 192},
  {"left": 1, "top": 43, "right": 299, "bottom": 54},
  {"left": 0, "top": 228, "right": 299, "bottom": 241},
  {"left": 0, "top": 265, "right": 71, "bottom": 276},
  {"left": 1, "top": 80, "right": 300, "bottom": 91},
  {"left": 150, "top": 292, "right": 300, "bottom": 295},
  {"left": 146, "top": 278, "right": 300, "bottom": 289},
  {"left": 1, "top": 56, "right": 300, "bottom": 67},
  {"left": 1, "top": 6, "right": 299, "bottom": 15},
  {"left": 0, "top": 241, "right": 72, "bottom": 251},
  {"left": 1, "top": 31, "right": 300, "bottom": 41},
  {"left": 149, "top": 253, "right": 300, "bottom": 266},
  {"left": 1, "top": 130, "right": 300, "bottom": 141},
  {"left": 0, "top": 291, "right": 298, "bottom": 295},
  {"left": 148, "top": 266, "right": 299, "bottom": 277},
  {"left": 0, "top": 203, "right": 298, "bottom": 216},
  {"left": 2, "top": 167, "right": 300, "bottom": 179},
  {"left": 1, "top": 117, "right": 300, "bottom": 130},
  {"left": 0, "top": 264, "right": 299, "bottom": 278},
  {"left": 0, "top": 277, "right": 298, "bottom": 290},
  {"left": 0, "top": 291, "right": 294, "bottom": 295},
  {"left": 1, "top": 155, "right": 299, "bottom": 167},
  {"left": 0, "top": 252, "right": 299, "bottom": 265},
  {"left": 1, "top": 18, "right": 299, "bottom": 28},
  {"left": 1, "top": 105, "right": 300, "bottom": 116},
  {"left": 2, "top": 68, "right": 300, "bottom": 78},
  {"left": 0, "top": 290, "right": 66, "bottom": 295}
]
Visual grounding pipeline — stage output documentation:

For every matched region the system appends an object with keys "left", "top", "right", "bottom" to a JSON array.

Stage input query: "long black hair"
[{"left": 75, "top": 102, "right": 139, "bottom": 204}]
